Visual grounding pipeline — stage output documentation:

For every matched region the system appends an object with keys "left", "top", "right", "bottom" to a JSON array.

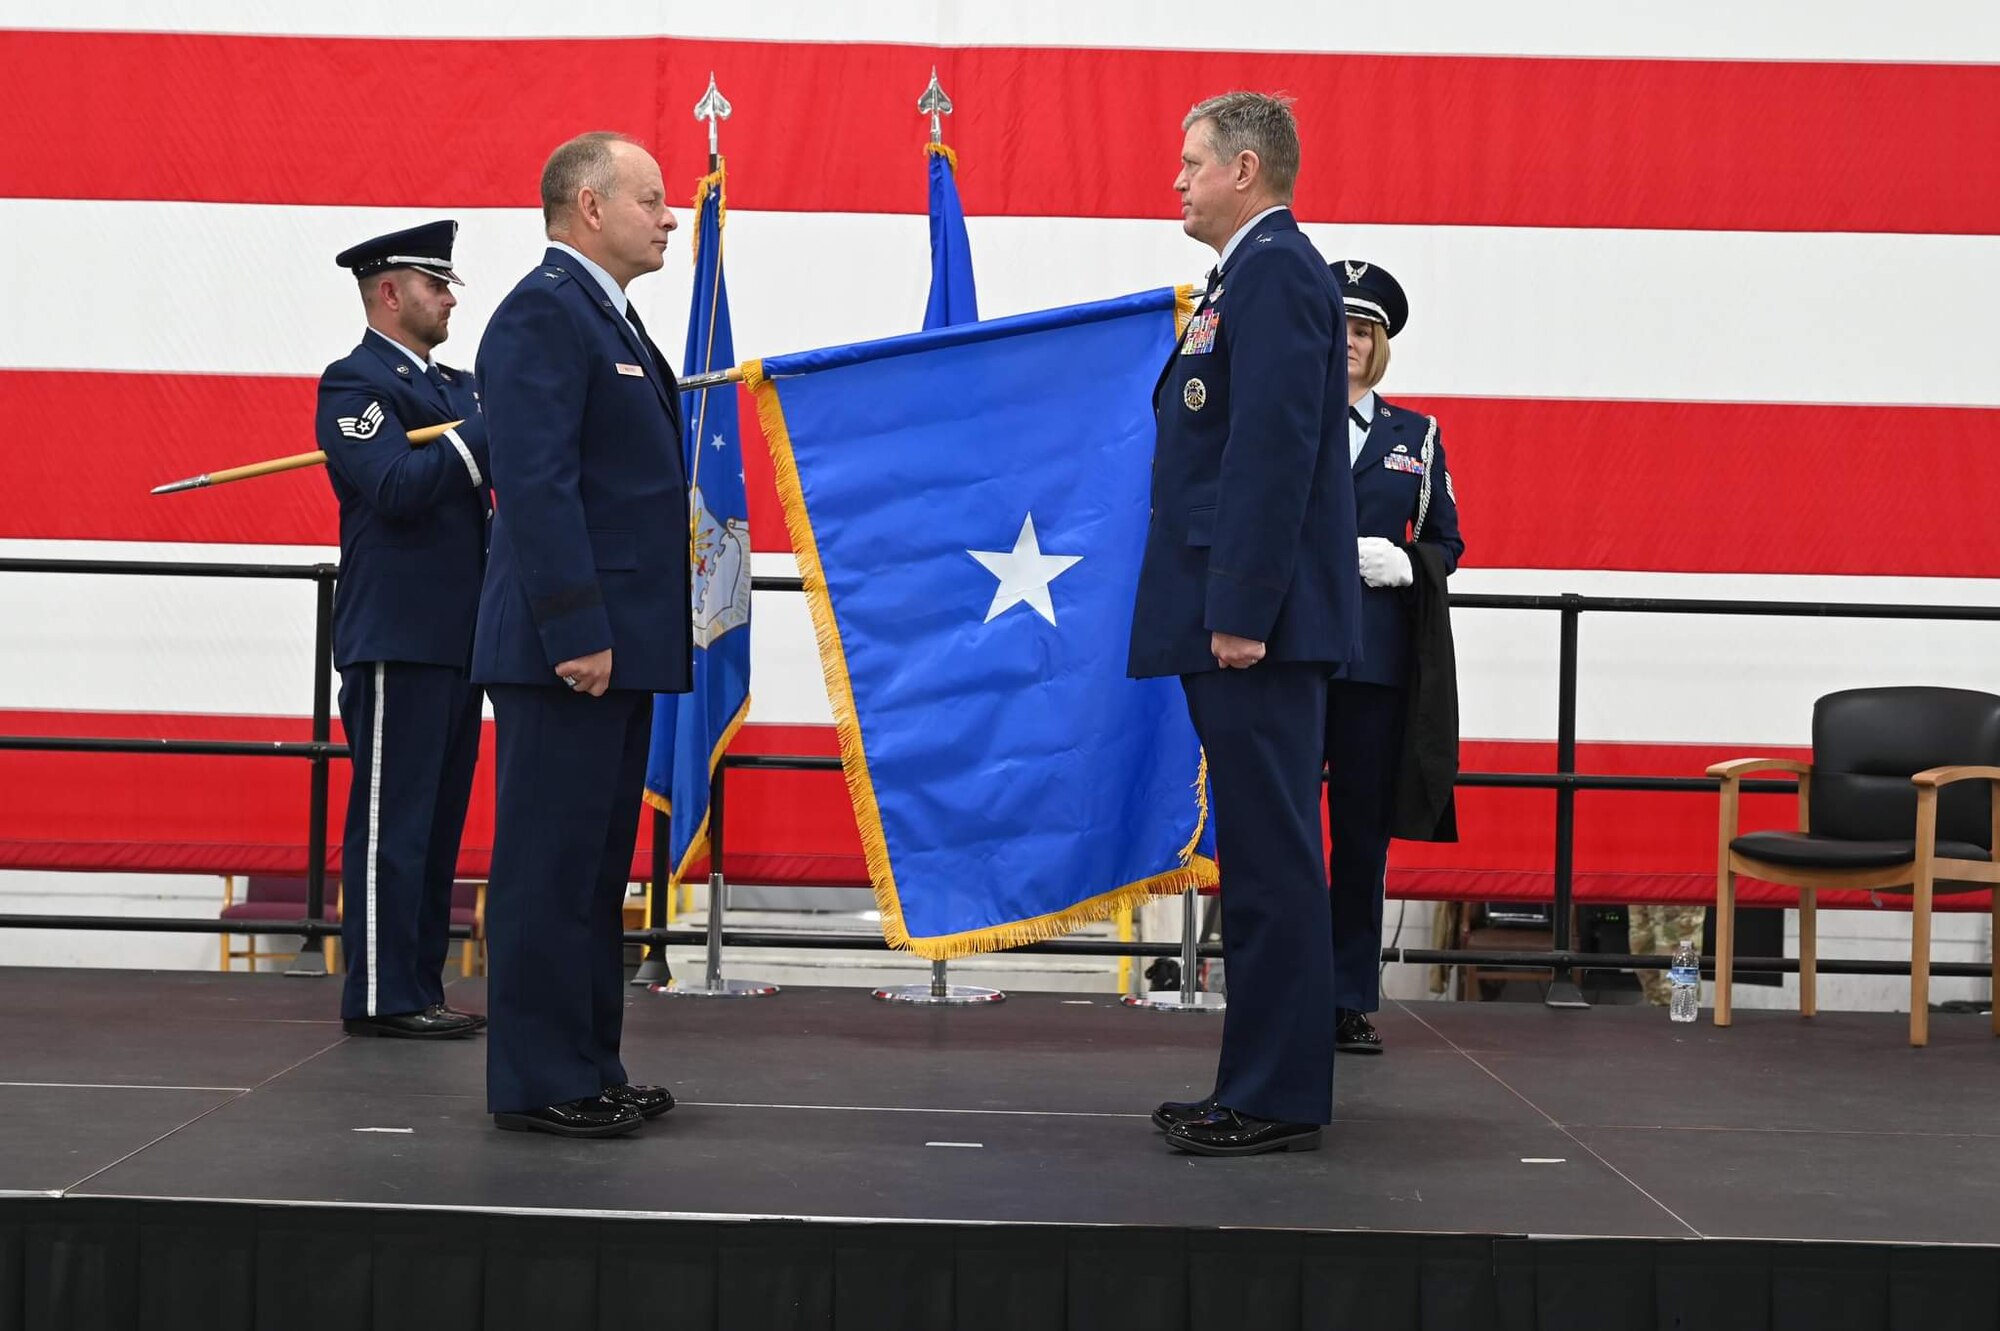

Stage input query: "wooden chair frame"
[
  {"left": 1710, "top": 758, "right": 2000, "bottom": 1046},
  {"left": 219, "top": 874, "right": 341, "bottom": 973},
  {"left": 458, "top": 880, "right": 488, "bottom": 977}
]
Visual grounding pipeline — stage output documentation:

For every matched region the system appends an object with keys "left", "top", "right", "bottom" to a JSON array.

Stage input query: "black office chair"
[{"left": 1709, "top": 686, "right": 2000, "bottom": 1046}]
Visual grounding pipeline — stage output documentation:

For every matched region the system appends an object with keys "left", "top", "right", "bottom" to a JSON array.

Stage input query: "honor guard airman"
[
  {"left": 1327, "top": 259, "right": 1463, "bottom": 1054},
  {"left": 320, "top": 220, "right": 492, "bottom": 1039}
]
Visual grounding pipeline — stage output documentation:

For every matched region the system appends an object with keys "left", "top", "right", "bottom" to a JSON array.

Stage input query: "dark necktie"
[
  {"left": 624, "top": 304, "right": 663, "bottom": 373},
  {"left": 423, "top": 363, "right": 449, "bottom": 398},
  {"left": 1203, "top": 265, "right": 1222, "bottom": 298},
  {"left": 1349, "top": 405, "right": 1371, "bottom": 433}
]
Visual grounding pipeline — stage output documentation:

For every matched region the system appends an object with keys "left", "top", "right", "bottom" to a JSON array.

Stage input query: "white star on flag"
[
  {"left": 968, "top": 514, "right": 1082, "bottom": 626},
  {"left": 710, "top": 434, "right": 727, "bottom": 450}
]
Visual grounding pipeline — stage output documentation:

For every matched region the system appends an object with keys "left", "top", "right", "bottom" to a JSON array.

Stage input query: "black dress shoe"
[
  {"left": 342, "top": 1006, "right": 479, "bottom": 1039},
  {"left": 493, "top": 1095, "right": 643, "bottom": 1138},
  {"left": 437, "top": 1004, "right": 487, "bottom": 1031},
  {"left": 1164, "top": 1108, "right": 1322, "bottom": 1157},
  {"left": 1335, "top": 1008, "right": 1383, "bottom": 1055},
  {"left": 601, "top": 1082, "right": 675, "bottom": 1119},
  {"left": 1151, "top": 1096, "right": 1217, "bottom": 1131}
]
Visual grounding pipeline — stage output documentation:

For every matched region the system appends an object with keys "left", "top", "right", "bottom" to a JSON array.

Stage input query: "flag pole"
[
  {"left": 150, "top": 420, "right": 466, "bottom": 495},
  {"left": 651, "top": 71, "right": 776, "bottom": 1001},
  {"left": 873, "top": 68, "right": 1006, "bottom": 1007}
]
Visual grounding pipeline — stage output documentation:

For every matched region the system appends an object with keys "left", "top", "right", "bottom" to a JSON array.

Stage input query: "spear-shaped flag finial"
[
  {"left": 694, "top": 72, "right": 732, "bottom": 162},
  {"left": 918, "top": 67, "right": 953, "bottom": 145}
]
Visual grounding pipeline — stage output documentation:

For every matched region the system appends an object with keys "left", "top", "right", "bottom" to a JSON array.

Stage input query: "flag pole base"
[
  {"left": 872, "top": 983, "right": 1004, "bottom": 1005},
  {"left": 648, "top": 977, "right": 779, "bottom": 999},
  {"left": 873, "top": 959, "right": 1004, "bottom": 1005},
  {"left": 1122, "top": 991, "right": 1225, "bottom": 1014}
]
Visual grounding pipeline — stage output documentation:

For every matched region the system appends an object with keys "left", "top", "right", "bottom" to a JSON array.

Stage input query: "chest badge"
[{"left": 1183, "top": 378, "right": 1207, "bottom": 412}]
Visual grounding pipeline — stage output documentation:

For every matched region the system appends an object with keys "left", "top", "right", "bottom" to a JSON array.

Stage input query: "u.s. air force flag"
[
  {"left": 643, "top": 164, "right": 751, "bottom": 887},
  {"left": 746, "top": 286, "right": 1215, "bottom": 958}
]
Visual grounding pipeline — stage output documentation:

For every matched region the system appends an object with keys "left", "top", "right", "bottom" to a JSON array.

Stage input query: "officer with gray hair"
[{"left": 1130, "top": 91, "right": 1362, "bottom": 1156}]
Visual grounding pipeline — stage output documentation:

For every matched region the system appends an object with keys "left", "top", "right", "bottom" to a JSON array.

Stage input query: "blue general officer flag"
[
  {"left": 746, "top": 286, "right": 1214, "bottom": 958},
  {"left": 922, "top": 143, "right": 977, "bottom": 330},
  {"left": 643, "top": 164, "right": 751, "bottom": 887}
]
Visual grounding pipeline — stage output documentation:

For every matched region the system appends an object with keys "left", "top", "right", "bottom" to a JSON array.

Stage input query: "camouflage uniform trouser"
[{"left": 1629, "top": 904, "right": 1708, "bottom": 1005}]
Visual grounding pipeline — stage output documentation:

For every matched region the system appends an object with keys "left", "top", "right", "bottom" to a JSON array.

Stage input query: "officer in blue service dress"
[
  {"left": 1130, "top": 93, "right": 1363, "bottom": 1157},
  {"left": 319, "top": 220, "right": 491, "bottom": 1040},
  {"left": 473, "top": 132, "right": 690, "bottom": 1139},
  {"left": 1326, "top": 260, "right": 1463, "bottom": 1056}
]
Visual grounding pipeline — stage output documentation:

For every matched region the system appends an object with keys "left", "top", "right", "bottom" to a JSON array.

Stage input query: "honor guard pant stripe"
[{"left": 365, "top": 661, "right": 386, "bottom": 1016}]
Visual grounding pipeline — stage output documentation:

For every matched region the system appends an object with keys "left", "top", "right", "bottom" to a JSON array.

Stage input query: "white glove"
[{"left": 1357, "top": 536, "right": 1413, "bottom": 589}]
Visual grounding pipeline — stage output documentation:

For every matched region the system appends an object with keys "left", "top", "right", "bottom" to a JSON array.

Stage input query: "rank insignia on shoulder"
[
  {"left": 337, "top": 402, "right": 386, "bottom": 440},
  {"left": 1181, "top": 309, "right": 1219, "bottom": 356},
  {"left": 1183, "top": 377, "right": 1207, "bottom": 411},
  {"left": 1383, "top": 454, "right": 1424, "bottom": 475}
]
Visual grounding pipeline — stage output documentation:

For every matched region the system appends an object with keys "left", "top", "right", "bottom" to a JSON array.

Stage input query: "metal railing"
[{"left": 4, "top": 555, "right": 1998, "bottom": 992}]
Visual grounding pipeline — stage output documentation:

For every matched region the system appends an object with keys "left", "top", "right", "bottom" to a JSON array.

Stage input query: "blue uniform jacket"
[
  {"left": 1128, "top": 209, "right": 1363, "bottom": 678},
  {"left": 1338, "top": 396, "right": 1464, "bottom": 687},
  {"left": 316, "top": 331, "right": 492, "bottom": 670},
  {"left": 471, "top": 249, "right": 692, "bottom": 693}
]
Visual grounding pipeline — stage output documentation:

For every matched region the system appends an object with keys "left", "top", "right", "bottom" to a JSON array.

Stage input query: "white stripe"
[
  {"left": 441, "top": 426, "right": 482, "bottom": 487},
  {"left": 14, "top": 0, "right": 1999, "bottom": 61},
  {"left": 4, "top": 540, "right": 2000, "bottom": 747},
  {"left": 365, "top": 661, "right": 384, "bottom": 1017},
  {"left": 5, "top": 200, "right": 1999, "bottom": 408}
]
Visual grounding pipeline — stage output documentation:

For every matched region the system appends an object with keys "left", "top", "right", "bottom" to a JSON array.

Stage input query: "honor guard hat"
[
  {"left": 336, "top": 219, "right": 464, "bottom": 286},
  {"left": 1333, "top": 259, "right": 1408, "bottom": 338}
]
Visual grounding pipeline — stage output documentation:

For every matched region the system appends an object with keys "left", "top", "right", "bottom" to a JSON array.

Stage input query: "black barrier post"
[
  {"left": 632, "top": 805, "right": 674, "bottom": 985},
  {"left": 649, "top": 747, "right": 777, "bottom": 997},
  {"left": 1545, "top": 595, "right": 1589, "bottom": 1008},
  {"left": 288, "top": 567, "right": 338, "bottom": 977}
]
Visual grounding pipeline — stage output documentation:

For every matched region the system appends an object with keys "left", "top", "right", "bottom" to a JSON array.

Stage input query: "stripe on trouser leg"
[{"left": 366, "top": 661, "right": 385, "bottom": 1017}]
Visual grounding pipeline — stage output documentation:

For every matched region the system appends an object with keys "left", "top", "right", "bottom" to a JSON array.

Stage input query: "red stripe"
[
  {"left": 3, "top": 32, "right": 1995, "bottom": 233},
  {"left": 0, "top": 714, "right": 1985, "bottom": 913},
  {"left": 14, "top": 369, "right": 1997, "bottom": 577},
  {"left": 1396, "top": 395, "right": 2000, "bottom": 576}
]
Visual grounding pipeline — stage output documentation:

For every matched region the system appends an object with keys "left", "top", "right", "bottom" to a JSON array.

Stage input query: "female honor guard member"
[
  {"left": 1327, "top": 261, "right": 1463, "bottom": 1055},
  {"left": 318, "top": 221, "right": 491, "bottom": 1039}
]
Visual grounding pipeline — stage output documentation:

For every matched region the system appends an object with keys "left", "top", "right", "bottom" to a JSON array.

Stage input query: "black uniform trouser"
[
  {"left": 338, "top": 661, "right": 482, "bottom": 1020},
  {"left": 1182, "top": 661, "right": 1336, "bottom": 1126},
  {"left": 483, "top": 685, "right": 650, "bottom": 1114},
  {"left": 1325, "top": 680, "right": 1407, "bottom": 1012}
]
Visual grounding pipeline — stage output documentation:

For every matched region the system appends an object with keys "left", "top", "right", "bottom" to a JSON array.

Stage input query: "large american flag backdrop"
[{"left": 1, "top": 3, "right": 1996, "bottom": 912}]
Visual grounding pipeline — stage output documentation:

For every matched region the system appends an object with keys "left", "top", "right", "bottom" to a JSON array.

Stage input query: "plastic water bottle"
[{"left": 1668, "top": 939, "right": 1700, "bottom": 1023}]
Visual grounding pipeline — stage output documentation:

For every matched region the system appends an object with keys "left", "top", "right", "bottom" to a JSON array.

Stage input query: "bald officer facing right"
[{"left": 474, "top": 132, "right": 692, "bottom": 1139}]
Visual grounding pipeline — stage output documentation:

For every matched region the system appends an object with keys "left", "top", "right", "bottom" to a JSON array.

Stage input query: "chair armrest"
[
  {"left": 1911, "top": 765, "right": 2000, "bottom": 789},
  {"left": 1707, "top": 757, "right": 1812, "bottom": 780}
]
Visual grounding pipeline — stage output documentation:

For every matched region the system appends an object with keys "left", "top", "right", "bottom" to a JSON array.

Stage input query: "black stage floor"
[{"left": 2, "top": 967, "right": 1998, "bottom": 1330}]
